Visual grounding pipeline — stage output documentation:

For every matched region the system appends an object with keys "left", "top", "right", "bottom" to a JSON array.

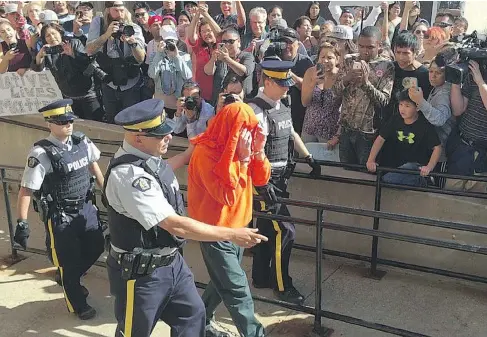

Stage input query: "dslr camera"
[
  {"left": 83, "top": 59, "right": 111, "bottom": 83},
  {"left": 45, "top": 45, "right": 64, "bottom": 54},
  {"left": 446, "top": 31, "right": 487, "bottom": 85},
  {"left": 112, "top": 21, "right": 135, "bottom": 39},
  {"left": 165, "top": 40, "right": 177, "bottom": 52},
  {"left": 182, "top": 96, "right": 198, "bottom": 110},
  {"left": 262, "top": 28, "right": 288, "bottom": 59}
]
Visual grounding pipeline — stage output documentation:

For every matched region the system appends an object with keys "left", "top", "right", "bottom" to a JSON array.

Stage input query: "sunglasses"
[
  {"left": 50, "top": 120, "right": 74, "bottom": 126},
  {"left": 434, "top": 22, "right": 453, "bottom": 28},
  {"left": 221, "top": 39, "right": 237, "bottom": 45},
  {"left": 135, "top": 12, "right": 147, "bottom": 18}
]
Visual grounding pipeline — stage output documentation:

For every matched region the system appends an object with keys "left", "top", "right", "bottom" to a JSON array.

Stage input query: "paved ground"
[{"left": 1, "top": 192, "right": 487, "bottom": 337}]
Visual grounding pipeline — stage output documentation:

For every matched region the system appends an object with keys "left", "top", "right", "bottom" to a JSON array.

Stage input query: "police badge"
[{"left": 27, "top": 156, "right": 40, "bottom": 168}]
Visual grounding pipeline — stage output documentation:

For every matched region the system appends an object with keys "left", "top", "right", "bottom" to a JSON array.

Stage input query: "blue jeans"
[{"left": 383, "top": 162, "right": 427, "bottom": 187}]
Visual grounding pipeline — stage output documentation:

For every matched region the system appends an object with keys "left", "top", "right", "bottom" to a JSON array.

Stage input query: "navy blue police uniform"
[
  {"left": 13, "top": 99, "right": 104, "bottom": 320},
  {"left": 103, "top": 99, "right": 205, "bottom": 337},
  {"left": 247, "top": 59, "right": 307, "bottom": 305}
]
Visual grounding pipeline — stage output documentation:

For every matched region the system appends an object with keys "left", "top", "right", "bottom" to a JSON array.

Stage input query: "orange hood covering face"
[{"left": 191, "top": 102, "right": 259, "bottom": 189}]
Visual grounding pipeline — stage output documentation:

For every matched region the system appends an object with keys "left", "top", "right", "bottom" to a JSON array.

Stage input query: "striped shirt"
[{"left": 460, "top": 76, "right": 487, "bottom": 142}]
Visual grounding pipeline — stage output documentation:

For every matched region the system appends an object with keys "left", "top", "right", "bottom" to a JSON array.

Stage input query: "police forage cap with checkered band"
[
  {"left": 115, "top": 98, "right": 174, "bottom": 136},
  {"left": 260, "top": 57, "right": 296, "bottom": 87},
  {"left": 39, "top": 99, "right": 77, "bottom": 122}
]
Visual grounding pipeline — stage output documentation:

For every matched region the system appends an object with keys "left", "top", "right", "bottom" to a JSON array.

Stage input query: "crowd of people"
[{"left": 1, "top": 0, "right": 483, "bottom": 190}]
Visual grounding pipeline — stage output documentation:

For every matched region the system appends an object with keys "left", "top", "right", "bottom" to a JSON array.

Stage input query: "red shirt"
[{"left": 187, "top": 36, "right": 215, "bottom": 103}]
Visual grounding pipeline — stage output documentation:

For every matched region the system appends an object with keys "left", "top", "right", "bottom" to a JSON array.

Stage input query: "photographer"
[
  {"left": 173, "top": 80, "right": 215, "bottom": 138},
  {"left": 63, "top": 2, "right": 94, "bottom": 44},
  {"left": 447, "top": 59, "right": 487, "bottom": 190},
  {"left": 216, "top": 76, "right": 244, "bottom": 112},
  {"left": 148, "top": 25, "right": 192, "bottom": 118},
  {"left": 86, "top": 1, "right": 145, "bottom": 123},
  {"left": 33, "top": 23, "right": 103, "bottom": 120},
  {"left": 0, "top": 19, "right": 32, "bottom": 75}
]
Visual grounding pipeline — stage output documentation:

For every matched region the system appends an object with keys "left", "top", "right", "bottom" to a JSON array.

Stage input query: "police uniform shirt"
[
  {"left": 248, "top": 88, "right": 294, "bottom": 169},
  {"left": 21, "top": 134, "right": 101, "bottom": 191},
  {"left": 104, "top": 140, "right": 179, "bottom": 235}
]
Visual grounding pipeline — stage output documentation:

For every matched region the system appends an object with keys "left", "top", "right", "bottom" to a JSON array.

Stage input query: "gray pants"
[{"left": 200, "top": 241, "right": 265, "bottom": 337}]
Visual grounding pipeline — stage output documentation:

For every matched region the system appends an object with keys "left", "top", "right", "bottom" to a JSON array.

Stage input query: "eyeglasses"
[
  {"left": 50, "top": 120, "right": 74, "bottom": 126},
  {"left": 135, "top": 12, "right": 147, "bottom": 18},
  {"left": 221, "top": 39, "right": 237, "bottom": 45}
]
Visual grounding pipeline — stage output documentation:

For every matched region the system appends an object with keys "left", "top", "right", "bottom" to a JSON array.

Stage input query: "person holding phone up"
[{"left": 0, "top": 19, "right": 32, "bottom": 75}]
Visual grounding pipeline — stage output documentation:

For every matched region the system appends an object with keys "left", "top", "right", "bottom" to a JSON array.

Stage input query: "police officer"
[
  {"left": 104, "top": 98, "right": 267, "bottom": 337},
  {"left": 13, "top": 99, "right": 105, "bottom": 320},
  {"left": 247, "top": 58, "right": 321, "bottom": 305}
]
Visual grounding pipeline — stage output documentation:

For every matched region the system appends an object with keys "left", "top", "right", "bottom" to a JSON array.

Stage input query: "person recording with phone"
[
  {"left": 86, "top": 1, "right": 145, "bottom": 124},
  {"left": 0, "top": 19, "right": 32, "bottom": 75},
  {"left": 63, "top": 2, "right": 94, "bottom": 45},
  {"left": 33, "top": 23, "right": 104, "bottom": 121},
  {"left": 148, "top": 25, "right": 192, "bottom": 119},
  {"left": 173, "top": 80, "right": 215, "bottom": 139}
]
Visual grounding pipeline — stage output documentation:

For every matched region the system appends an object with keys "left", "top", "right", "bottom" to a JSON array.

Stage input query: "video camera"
[
  {"left": 112, "top": 21, "right": 135, "bottom": 39},
  {"left": 446, "top": 30, "right": 487, "bottom": 85},
  {"left": 261, "top": 27, "right": 288, "bottom": 59}
]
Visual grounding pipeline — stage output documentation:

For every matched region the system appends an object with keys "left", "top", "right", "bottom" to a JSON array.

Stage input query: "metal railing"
[{"left": 1, "top": 119, "right": 487, "bottom": 336}]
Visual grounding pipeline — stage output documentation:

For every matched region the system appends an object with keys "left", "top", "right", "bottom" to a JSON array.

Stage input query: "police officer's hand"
[
  {"left": 13, "top": 220, "right": 30, "bottom": 250},
  {"left": 231, "top": 228, "right": 268, "bottom": 248},
  {"left": 104, "top": 20, "right": 120, "bottom": 39},
  {"left": 306, "top": 155, "right": 321, "bottom": 177},
  {"left": 237, "top": 128, "right": 252, "bottom": 163}
]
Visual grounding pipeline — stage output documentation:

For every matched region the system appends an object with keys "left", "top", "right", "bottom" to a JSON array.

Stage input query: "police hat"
[
  {"left": 39, "top": 99, "right": 77, "bottom": 122},
  {"left": 261, "top": 57, "right": 296, "bottom": 87},
  {"left": 115, "top": 99, "right": 174, "bottom": 136}
]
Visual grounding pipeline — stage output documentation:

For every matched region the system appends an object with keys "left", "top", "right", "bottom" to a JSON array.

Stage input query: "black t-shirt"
[
  {"left": 379, "top": 114, "right": 440, "bottom": 168},
  {"left": 384, "top": 62, "right": 431, "bottom": 121},
  {"left": 289, "top": 53, "right": 313, "bottom": 134}
]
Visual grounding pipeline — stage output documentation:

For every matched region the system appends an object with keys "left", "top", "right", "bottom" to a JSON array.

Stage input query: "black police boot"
[
  {"left": 81, "top": 285, "right": 89, "bottom": 298},
  {"left": 76, "top": 304, "right": 96, "bottom": 320},
  {"left": 54, "top": 269, "right": 62, "bottom": 286},
  {"left": 274, "top": 286, "right": 305, "bottom": 305},
  {"left": 252, "top": 279, "right": 271, "bottom": 289},
  {"left": 205, "top": 324, "right": 230, "bottom": 337}
]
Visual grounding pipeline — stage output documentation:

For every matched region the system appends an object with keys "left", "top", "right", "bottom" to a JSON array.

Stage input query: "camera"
[
  {"left": 445, "top": 30, "right": 487, "bottom": 85},
  {"left": 165, "top": 40, "right": 176, "bottom": 52},
  {"left": 45, "top": 45, "right": 64, "bottom": 54},
  {"left": 112, "top": 21, "right": 135, "bottom": 39},
  {"left": 8, "top": 42, "right": 17, "bottom": 50},
  {"left": 183, "top": 96, "right": 198, "bottom": 110},
  {"left": 223, "top": 93, "right": 237, "bottom": 105},
  {"left": 262, "top": 28, "right": 288, "bottom": 59},
  {"left": 83, "top": 60, "right": 111, "bottom": 83}
]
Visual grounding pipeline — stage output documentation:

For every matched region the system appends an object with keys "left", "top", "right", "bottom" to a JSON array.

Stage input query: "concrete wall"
[{"left": 1, "top": 116, "right": 487, "bottom": 279}]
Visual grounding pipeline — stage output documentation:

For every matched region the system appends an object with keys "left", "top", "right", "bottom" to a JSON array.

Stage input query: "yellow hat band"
[
  {"left": 263, "top": 69, "right": 291, "bottom": 80},
  {"left": 124, "top": 114, "right": 164, "bottom": 131},
  {"left": 42, "top": 106, "right": 72, "bottom": 118}
]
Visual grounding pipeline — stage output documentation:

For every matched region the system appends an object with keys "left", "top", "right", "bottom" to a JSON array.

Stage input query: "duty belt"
[
  {"left": 57, "top": 197, "right": 86, "bottom": 213},
  {"left": 109, "top": 246, "right": 178, "bottom": 279}
]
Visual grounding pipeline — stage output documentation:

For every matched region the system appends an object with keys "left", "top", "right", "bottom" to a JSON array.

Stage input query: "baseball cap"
[
  {"left": 148, "top": 15, "right": 162, "bottom": 27},
  {"left": 162, "top": 15, "right": 177, "bottom": 25},
  {"left": 105, "top": 1, "right": 124, "bottom": 9},
  {"left": 269, "top": 18, "right": 288, "bottom": 30},
  {"left": 281, "top": 28, "right": 299, "bottom": 43},
  {"left": 4, "top": 3, "right": 18, "bottom": 14},
  {"left": 40, "top": 10, "right": 59, "bottom": 24},
  {"left": 77, "top": 2, "right": 94, "bottom": 10},
  {"left": 160, "top": 25, "right": 178, "bottom": 41},
  {"left": 330, "top": 25, "right": 353, "bottom": 40}
]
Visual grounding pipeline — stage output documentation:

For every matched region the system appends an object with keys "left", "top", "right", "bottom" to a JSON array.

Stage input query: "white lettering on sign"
[
  {"left": 67, "top": 157, "right": 89, "bottom": 172},
  {"left": 277, "top": 119, "right": 292, "bottom": 131},
  {"left": 0, "top": 71, "right": 63, "bottom": 117}
]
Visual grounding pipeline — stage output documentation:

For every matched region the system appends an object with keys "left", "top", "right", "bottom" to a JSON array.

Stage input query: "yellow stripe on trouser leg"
[
  {"left": 252, "top": 186, "right": 266, "bottom": 211},
  {"left": 124, "top": 279, "right": 136, "bottom": 337},
  {"left": 272, "top": 220, "right": 284, "bottom": 291},
  {"left": 47, "top": 219, "right": 74, "bottom": 313}
]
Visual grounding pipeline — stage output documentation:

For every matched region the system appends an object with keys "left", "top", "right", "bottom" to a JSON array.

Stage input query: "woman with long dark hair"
[
  {"left": 34, "top": 23, "right": 103, "bottom": 120},
  {"left": 305, "top": 2, "right": 326, "bottom": 31},
  {"left": 0, "top": 19, "right": 32, "bottom": 75}
]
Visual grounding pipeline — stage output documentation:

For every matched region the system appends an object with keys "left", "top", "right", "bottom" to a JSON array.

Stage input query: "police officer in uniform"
[
  {"left": 13, "top": 99, "right": 105, "bottom": 320},
  {"left": 247, "top": 58, "right": 321, "bottom": 305},
  {"left": 104, "top": 98, "right": 267, "bottom": 337}
]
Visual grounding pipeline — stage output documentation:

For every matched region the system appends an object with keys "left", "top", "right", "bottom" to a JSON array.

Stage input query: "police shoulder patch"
[
  {"left": 27, "top": 156, "right": 40, "bottom": 168},
  {"left": 132, "top": 177, "right": 151, "bottom": 192}
]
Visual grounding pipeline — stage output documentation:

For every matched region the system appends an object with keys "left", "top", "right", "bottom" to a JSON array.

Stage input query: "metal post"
[
  {"left": 313, "top": 209, "right": 334, "bottom": 336},
  {"left": 1, "top": 168, "right": 17, "bottom": 260},
  {"left": 369, "top": 170, "right": 386, "bottom": 279}
]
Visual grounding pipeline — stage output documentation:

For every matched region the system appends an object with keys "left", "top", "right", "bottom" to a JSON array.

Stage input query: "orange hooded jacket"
[{"left": 187, "top": 102, "right": 271, "bottom": 228}]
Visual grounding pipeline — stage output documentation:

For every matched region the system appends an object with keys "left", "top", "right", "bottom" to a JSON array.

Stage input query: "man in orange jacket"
[{"left": 188, "top": 102, "right": 270, "bottom": 337}]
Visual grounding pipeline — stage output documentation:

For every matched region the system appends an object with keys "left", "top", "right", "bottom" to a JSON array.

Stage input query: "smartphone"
[
  {"left": 218, "top": 43, "right": 225, "bottom": 51},
  {"left": 316, "top": 63, "right": 324, "bottom": 74},
  {"left": 352, "top": 61, "right": 362, "bottom": 70}
]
